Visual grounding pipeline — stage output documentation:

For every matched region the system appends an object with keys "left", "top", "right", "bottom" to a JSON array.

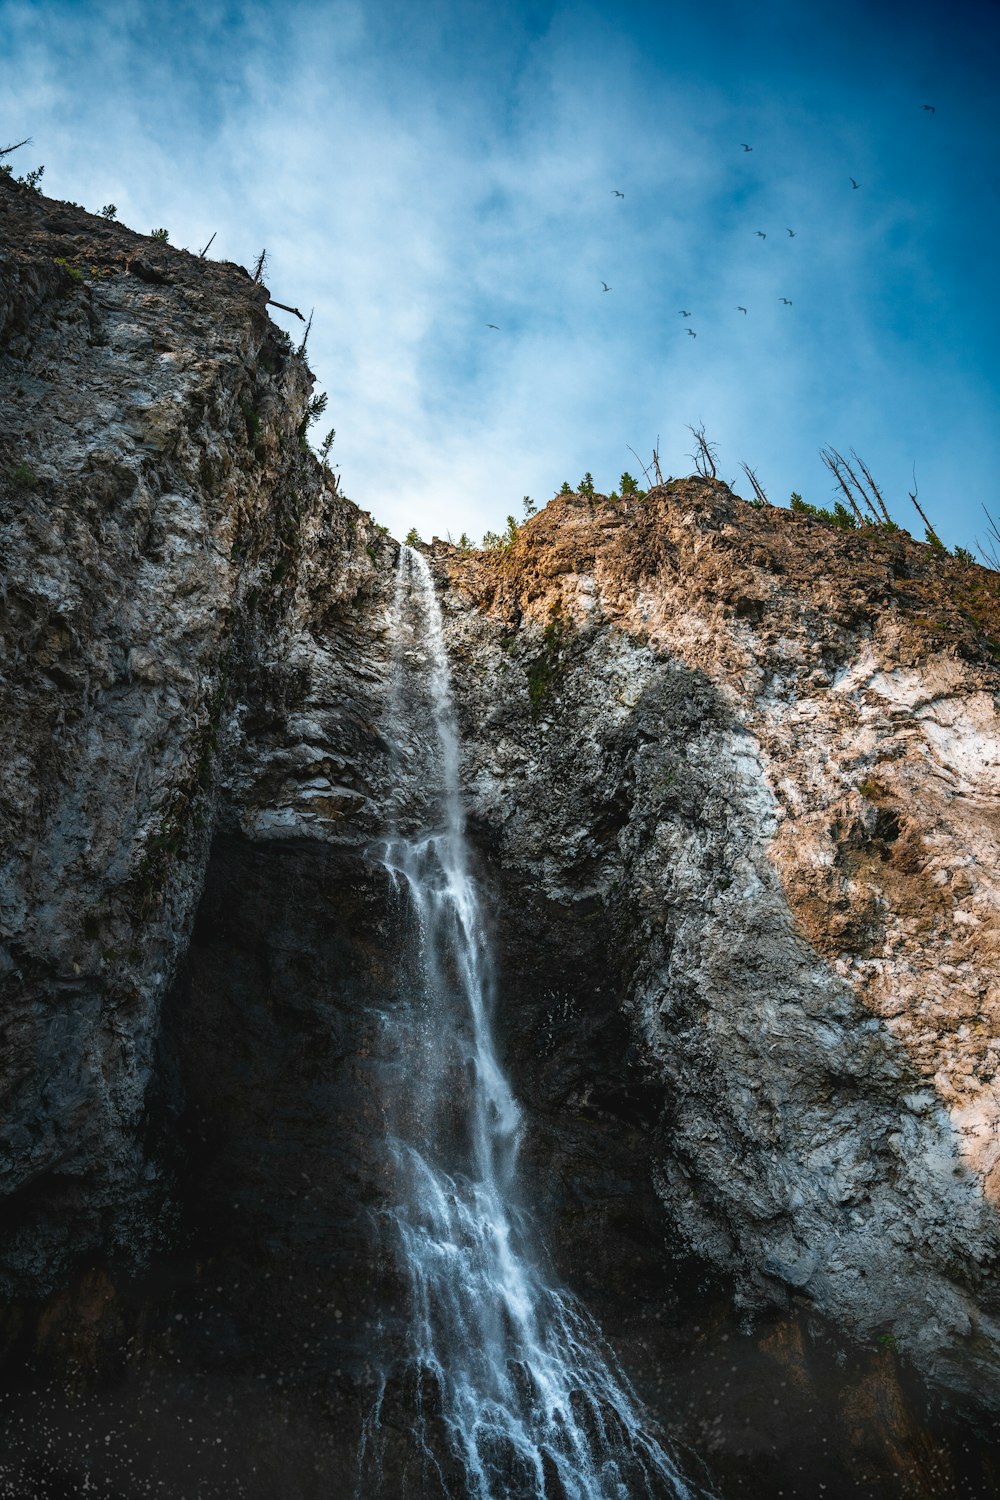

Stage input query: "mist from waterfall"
[{"left": 359, "top": 545, "right": 706, "bottom": 1500}]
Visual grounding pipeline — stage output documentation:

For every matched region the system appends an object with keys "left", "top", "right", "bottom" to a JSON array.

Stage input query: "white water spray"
[{"left": 361, "top": 545, "right": 706, "bottom": 1500}]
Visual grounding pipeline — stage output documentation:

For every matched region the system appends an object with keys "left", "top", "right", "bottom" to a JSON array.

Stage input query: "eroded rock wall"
[
  {"left": 436, "top": 480, "right": 1000, "bottom": 1403},
  {"left": 0, "top": 176, "right": 397, "bottom": 1299}
]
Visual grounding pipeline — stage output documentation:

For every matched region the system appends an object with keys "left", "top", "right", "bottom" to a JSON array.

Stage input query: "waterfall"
[{"left": 360, "top": 545, "right": 707, "bottom": 1500}]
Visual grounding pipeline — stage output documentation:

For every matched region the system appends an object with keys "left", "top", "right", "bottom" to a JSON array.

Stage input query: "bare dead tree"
[
  {"left": 199, "top": 231, "right": 217, "bottom": 259},
  {"left": 829, "top": 447, "right": 882, "bottom": 523},
  {"left": 626, "top": 444, "right": 656, "bottom": 488},
  {"left": 850, "top": 449, "right": 893, "bottom": 526},
  {"left": 975, "top": 505, "right": 1000, "bottom": 570},
  {"left": 252, "top": 248, "right": 268, "bottom": 283},
  {"left": 907, "top": 463, "right": 943, "bottom": 547},
  {"left": 652, "top": 437, "right": 664, "bottom": 485},
  {"left": 297, "top": 308, "right": 314, "bottom": 357},
  {"left": 739, "top": 461, "right": 770, "bottom": 506},
  {"left": 0, "top": 138, "right": 31, "bottom": 158},
  {"left": 819, "top": 448, "right": 867, "bottom": 526},
  {"left": 687, "top": 422, "right": 718, "bottom": 479},
  {"left": 269, "top": 299, "right": 305, "bottom": 321}
]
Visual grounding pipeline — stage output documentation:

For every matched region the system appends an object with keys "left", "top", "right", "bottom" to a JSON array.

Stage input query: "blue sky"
[{"left": 3, "top": 0, "right": 998, "bottom": 549}]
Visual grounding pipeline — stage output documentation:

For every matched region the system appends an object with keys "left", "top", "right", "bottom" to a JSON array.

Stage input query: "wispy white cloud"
[{"left": 1, "top": 0, "right": 997, "bottom": 546}]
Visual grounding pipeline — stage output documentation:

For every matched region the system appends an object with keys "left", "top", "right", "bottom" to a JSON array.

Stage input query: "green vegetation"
[
  {"left": 10, "top": 460, "right": 38, "bottom": 490},
  {"left": 579, "top": 472, "right": 595, "bottom": 498},
  {"left": 1, "top": 160, "right": 44, "bottom": 191},
  {"left": 789, "top": 492, "right": 859, "bottom": 530},
  {"left": 559, "top": 480, "right": 573, "bottom": 495},
  {"left": 954, "top": 546, "right": 976, "bottom": 565},
  {"left": 405, "top": 527, "right": 422, "bottom": 546},
  {"left": 53, "top": 256, "right": 83, "bottom": 282},
  {"left": 522, "top": 495, "right": 537, "bottom": 517},
  {"left": 526, "top": 597, "right": 567, "bottom": 719},
  {"left": 99, "top": 203, "right": 117, "bottom": 220},
  {"left": 149, "top": 227, "right": 169, "bottom": 241},
  {"left": 297, "top": 391, "right": 327, "bottom": 450}
]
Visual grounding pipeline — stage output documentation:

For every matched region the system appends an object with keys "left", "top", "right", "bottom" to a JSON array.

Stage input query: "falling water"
[{"left": 360, "top": 545, "right": 706, "bottom": 1500}]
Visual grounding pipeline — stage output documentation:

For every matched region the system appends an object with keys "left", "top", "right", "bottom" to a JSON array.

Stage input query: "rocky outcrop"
[
  {"left": 435, "top": 482, "right": 1000, "bottom": 1405},
  {"left": 0, "top": 175, "right": 397, "bottom": 1300}
]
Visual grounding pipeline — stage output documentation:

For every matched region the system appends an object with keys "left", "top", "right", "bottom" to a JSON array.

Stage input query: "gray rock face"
[
  {"left": 0, "top": 176, "right": 397, "bottom": 1298},
  {"left": 434, "top": 484, "right": 1000, "bottom": 1406}
]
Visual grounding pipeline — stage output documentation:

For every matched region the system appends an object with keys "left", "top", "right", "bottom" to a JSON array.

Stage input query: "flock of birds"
[{"left": 484, "top": 107, "right": 938, "bottom": 339}]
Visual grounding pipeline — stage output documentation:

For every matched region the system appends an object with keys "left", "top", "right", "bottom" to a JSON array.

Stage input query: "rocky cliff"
[
  {"left": 0, "top": 173, "right": 397, "bottom": 1302},
  {"left": 3, "top": 175, "right": 1000, "bottom": 1497},
  {"left": 437, "top": 487, "right": 1000, "bottom": 1405}
]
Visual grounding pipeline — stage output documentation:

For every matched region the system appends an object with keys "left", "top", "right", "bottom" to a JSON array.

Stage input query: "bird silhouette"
[
  {"left": 678, "top": 310, "right": 691, "bottom": 317},
  {"left": 687, "top": 328, "right": 697, "bottom": 337},
  {"left": 779, "top": 297, "right": 792, "bottom": 305},
  {"left": 485, "top": 324, "right": 499, "bottom": 329},
  {"left": 756, "top": 231, "right": 767, "bottom": 239},
  {"left": 922, "top": 104, "right": 936, "bottom": 114},
  {"left": 850, "top": 177, "right": 860, "bottom": 189},
  {"left": 611, "top": 189, "right": 625, "bottom": 197},
  {"left": 601, "top": 281, "right": 612, "bottom": 292},
  {"left": 736, "top": 306, "right": 747, "bottom": 314},
  {"left": 741, "top": 144, "right": 753, "bottom": 152},
  {"left": 787, "top": 228, "right": 796, "bottom": 237}
]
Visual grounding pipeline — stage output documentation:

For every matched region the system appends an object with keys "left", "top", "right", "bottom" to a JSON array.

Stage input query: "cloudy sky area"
[{"left": 3, "top": 0, "right": 998, "bottom": 548}]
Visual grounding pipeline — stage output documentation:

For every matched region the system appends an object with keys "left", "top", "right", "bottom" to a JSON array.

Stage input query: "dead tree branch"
[
  {"left": 975, "top": 505, "right": 1000, "bottom": 571},
  {"left": 269, "top": 299, "right": 305, "bottom": 321},
  {"left": 819, "top": 448, "right": 867, "bottom": 526},
  {"left": 199, "top": 231, "right": 217, "bottom": 259},
  {"left": 687, "top": 422, "right": 718, "bottom": 479},
  {"left": 0, "top": 138, "right": 31, "bottom": 158},
  {"left": 831, "top": 447, "right": 881, "bottom": 522},
  {"left": 850, "top": 449, "right": 892, "bottom": 525},
  {"left": 626, "top": 444, "right": 655, "bottom": 488},
  {"left": 739, "top": 462, "right": 770, "bottom": 506},
  {"left": 907, "top": 464, "right": 943, "bottom": 546},
  {"left": 252, "top": 248, "right": 267, "bottom": 283},
  {"left": 297, "top": 308, "right": 314, "bottom": 356}
]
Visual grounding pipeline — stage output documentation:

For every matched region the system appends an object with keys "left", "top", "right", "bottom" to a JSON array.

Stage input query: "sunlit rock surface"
[
  {"left": 3, "top": 176, "right": 1000, "bottom": 1496},
  {"left": 436, "top": 482, "right": 1000, "bottom": 1404}
]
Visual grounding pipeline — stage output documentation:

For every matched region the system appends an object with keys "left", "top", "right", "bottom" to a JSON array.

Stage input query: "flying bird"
[
  {"left": 922, "top": 104, "right": 936, "bottom": 113},
  {"left": 736, "top": 306, "right": 747, "bottom": 314},
  {"left": 850, "top": 177, "right": 860, "bottom": 189},
  {"left": 779, "top": 297, "right": 792, "bottom": 305},
  {"left": 787, "top": 228, "right": 796, "bottom": 237},
  {"left": 601, "top": 281, "right": 612, "bottom": 292},
  {"left": 611, "top": 189, "right": 625, "bottom": 197},
  {"left": 756, "top": 231, "right": 767, "bottom": 239},
  {"left": 485, "top": 324, "right": 499, "bottom": 329},
  {"left": 741, "top": 144, "right": 753, "bottom": 152},
  {"left": 687, "top": 328, "right": 697, "bottom": 337},
  {"left": 678, "top": 310, "right": 691, "bottom": 317}
]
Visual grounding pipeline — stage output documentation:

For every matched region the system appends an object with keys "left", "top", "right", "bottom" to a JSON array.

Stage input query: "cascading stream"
[{"left": 360, "top": 545, "right": 707, "bottom": 1500}]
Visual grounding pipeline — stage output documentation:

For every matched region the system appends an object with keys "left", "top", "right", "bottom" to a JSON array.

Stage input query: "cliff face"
[
  {"left": 4, "top": 178, "right": 1000, "bottom": 1496},
  {"left": 0, "top": 176, "right": 398, "bottom": 1300},
  {"left": 437, "top": 484, "right": 1000, "bottom": 1403}
]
